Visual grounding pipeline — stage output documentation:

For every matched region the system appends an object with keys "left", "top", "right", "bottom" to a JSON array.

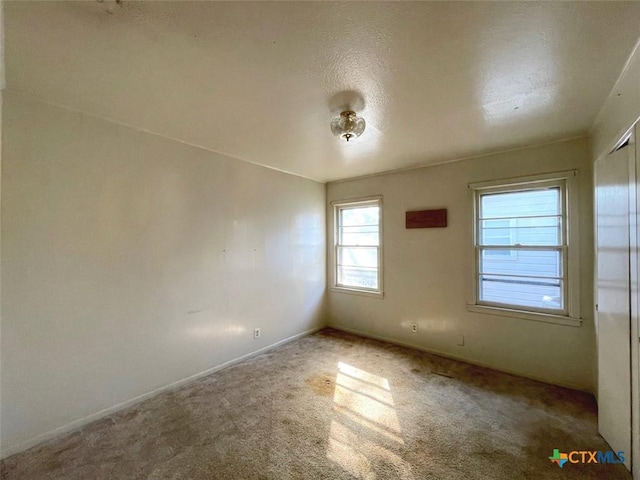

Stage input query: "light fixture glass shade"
[{"left": 331, "top": 111, "right": 366, "bottom": 142}]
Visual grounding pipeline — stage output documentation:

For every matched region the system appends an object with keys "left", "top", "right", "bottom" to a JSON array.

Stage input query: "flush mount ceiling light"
[{"left": 331, "top": 111, "right": 366, "bottom": 142}]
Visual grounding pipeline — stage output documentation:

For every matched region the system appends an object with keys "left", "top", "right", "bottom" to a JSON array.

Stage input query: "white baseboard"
[
  {"left": 1, "top": 325, "right": 324, "bottom": 460},
  {"left": 329, "top": 324, "right": 591, "bottom": 393}
]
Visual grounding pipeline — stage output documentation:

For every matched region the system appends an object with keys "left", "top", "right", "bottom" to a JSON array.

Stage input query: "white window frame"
[
  {"left": 467, "top": 171, "right": 581, "bottom": 327},
  {"left": 330, "top": 196, "right": 383, "bottom": 297}
]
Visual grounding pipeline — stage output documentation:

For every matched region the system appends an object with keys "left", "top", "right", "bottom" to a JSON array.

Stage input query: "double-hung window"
[
  {"left": 470, "top": 171, "right": 580, "bottom": 323},
  {"left": 332, "top": 197, "right": 382, "bottom": 295}
]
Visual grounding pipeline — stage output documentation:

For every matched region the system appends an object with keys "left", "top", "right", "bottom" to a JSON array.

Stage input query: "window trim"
[
  {"left": 467, "top": 171, "right": 581, "bottom": 326},
  {"left": 330, "top": 195, "right": 384, "bottom": 297}
]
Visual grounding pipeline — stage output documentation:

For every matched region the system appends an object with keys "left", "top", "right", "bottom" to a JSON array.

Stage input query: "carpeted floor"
[{"left": 0, "top": 328, "right": 632, "bottom": 479}]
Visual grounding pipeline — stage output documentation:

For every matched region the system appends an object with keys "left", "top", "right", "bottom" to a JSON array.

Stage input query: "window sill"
[
  {"left": 466, "top": 304, "right": 582, "bottom": 327},
  {"left": 330, "top": 286, "right": 384, "bottom": 299}
]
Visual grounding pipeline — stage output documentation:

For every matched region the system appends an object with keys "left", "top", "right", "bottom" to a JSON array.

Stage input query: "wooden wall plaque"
[{"left": 406, "top": 209, "right": 447, "bottom": 228}]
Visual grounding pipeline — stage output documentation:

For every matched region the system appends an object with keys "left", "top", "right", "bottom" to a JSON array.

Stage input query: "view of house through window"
[
  {"left": 334, "top": 199, "right": 382, "bottom": 293},
  {"left": 476, "top": 182, "right": 567, "bottom": 313}
]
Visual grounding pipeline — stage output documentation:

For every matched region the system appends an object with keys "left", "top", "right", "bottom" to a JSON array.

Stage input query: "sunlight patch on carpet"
[{"left": 327, "top": 362, "right": 414, "bottom": 479}]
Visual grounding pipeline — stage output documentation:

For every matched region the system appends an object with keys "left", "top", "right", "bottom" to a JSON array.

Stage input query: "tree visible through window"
[{"left": 334, "top": 199, "right": 382, "bottom": 293}]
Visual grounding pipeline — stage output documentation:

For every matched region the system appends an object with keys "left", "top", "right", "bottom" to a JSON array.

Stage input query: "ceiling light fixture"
[{"left": 331, "top": 111, "right": 366, "bottom": 142}]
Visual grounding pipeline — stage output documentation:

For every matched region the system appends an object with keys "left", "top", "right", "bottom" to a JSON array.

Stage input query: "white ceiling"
[{"left": 6, "top": 1, "right": 640, "bottom": 182}]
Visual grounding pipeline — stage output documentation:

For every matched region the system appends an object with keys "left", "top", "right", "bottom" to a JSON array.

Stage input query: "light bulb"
[{"left": 331, "top": 111, "right": 366, "bottom": 142}]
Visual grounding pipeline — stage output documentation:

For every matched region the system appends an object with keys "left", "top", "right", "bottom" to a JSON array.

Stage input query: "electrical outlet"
[
  {"left": 254, "top": 328, "right": 261, "bottom": 339},
  {"left": 457, "top": 335, "right": 465, "bottom": 347},
  {"left": 411, "top": 323, "right": 418, "bottom": 333}
]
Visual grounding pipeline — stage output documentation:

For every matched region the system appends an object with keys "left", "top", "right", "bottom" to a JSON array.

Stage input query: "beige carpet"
[{"left": 1, "top": 328, "right": 631, "bottom": 479}]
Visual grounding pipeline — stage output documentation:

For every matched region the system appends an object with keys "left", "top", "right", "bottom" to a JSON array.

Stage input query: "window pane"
[
  {"left": 480, "top": 219, "right": 512, "bottom": 246},
  {"left": 337, "top": 246, "right": 378, "bottom": 268},
  {"left": 481, "top": 188, "right": 560, "bottom": 219},
  {"left": 480, "top": 249, "right": 562, "bottom": 278},
  {"left": 340, "top": 206, "right": 379, "bottom": 227},
  {"left": 480, "top": 217, "right": 561, "bottom": 246},
  {"left": 479, "top": 274, "right": 562, "bottom": 310},
  {"left": 339, "top": 225, "right": 379, "bottom": 246},
  {"left": 337, "top": 266, "right": 378, "bottom": 289}
]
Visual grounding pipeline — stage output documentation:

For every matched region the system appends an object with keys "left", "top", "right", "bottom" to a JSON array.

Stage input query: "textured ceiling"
[{"left": 5, "top": 1, "right": 640, "bottom": 182}]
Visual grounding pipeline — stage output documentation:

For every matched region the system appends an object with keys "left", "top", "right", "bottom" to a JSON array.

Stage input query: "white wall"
[
  {"left": 327, "top": 138, "right": 594, "bottom": 391},
  {"left": 591, "top": 39, "right": 640, "bottom": 161},
  {"left": 1, "top": 91, "right": 326, "bottom": 457}
]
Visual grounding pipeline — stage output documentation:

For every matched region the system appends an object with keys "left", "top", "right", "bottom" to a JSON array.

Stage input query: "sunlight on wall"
[
  {"left": 291, "top": 212, "right": 325, "bottom": 282},
  {"left": 327, "top": 362, "right": 415, "bottom": 479},
  {"left": 187, "top": 323, "right": 247, "bottom": 339}
]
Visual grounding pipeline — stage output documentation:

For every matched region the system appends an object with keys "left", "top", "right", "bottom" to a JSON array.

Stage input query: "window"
[
  {"left": 332, "top": 197, "right": 382, "bottom": 295},
  {"left": 469, "top": 171, "right": 580, "bottom": 323}
]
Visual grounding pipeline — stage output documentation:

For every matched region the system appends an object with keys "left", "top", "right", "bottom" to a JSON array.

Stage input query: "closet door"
[
  {"left": 629, "top": 127, "right": 639, "bottom": 479},
  {"left": 595, "top": 145, "right": 631, "bottom": 471}
]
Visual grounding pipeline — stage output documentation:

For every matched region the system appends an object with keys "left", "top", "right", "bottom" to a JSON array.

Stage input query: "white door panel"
[
  {"left": 596, "top": 146, "right": 631, "bottom": 471},
  {"left": 630, "top": 126, "right": 639, "bottom": 479}
]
